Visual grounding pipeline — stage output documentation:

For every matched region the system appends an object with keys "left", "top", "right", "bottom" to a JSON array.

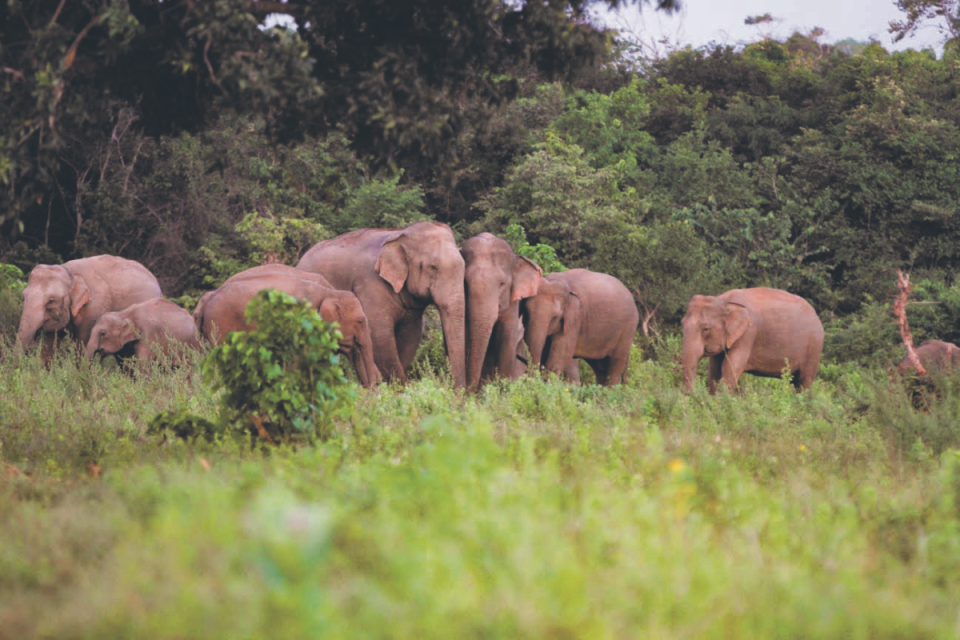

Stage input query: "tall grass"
[{"left": 2, "top": 338, "right": 960, "bottom": 638}]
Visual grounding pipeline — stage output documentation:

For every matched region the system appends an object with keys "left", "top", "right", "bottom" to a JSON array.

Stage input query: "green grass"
[{"left": 2, "top": 339, "right": 960, "bottom": 638}]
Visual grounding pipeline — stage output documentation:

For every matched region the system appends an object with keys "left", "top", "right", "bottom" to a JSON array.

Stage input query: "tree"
[
  {"left": 889, "top": 0, "right": 960, "bottom": 45},
  {"left": 0, "top": 0, "right": 678, "bottom": 246}
]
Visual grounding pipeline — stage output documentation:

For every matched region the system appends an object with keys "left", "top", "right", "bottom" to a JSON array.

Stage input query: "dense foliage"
[{"left": 6, "top": 27, "right": 960, "bottom": 364}]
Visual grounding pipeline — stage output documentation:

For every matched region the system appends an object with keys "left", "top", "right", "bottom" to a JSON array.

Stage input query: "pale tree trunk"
[{"left": 894, "top": 270, "right": 927, "bottom": 376}]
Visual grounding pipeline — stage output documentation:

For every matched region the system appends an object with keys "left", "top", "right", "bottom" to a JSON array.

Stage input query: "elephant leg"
[
  {"left": 707, "top": 355, "right": 724, "bottom": 394},
  {"left": 371, "top": 322, "right": 407, "bottom": 383},
  {"left": 396, "top": 316, "right": 424, "bottom": 375},
  {"left": 797, "top": 353, "right": 821, "bottom": 391},
  {"left": 605, "top": 342, "right": 632, "bottom": 387},
  {"left": 719, "top": 349, "right": 750, "bottom": 392},
  {"left": 565, "top": 358, "right": 581, "bottom": 384}
]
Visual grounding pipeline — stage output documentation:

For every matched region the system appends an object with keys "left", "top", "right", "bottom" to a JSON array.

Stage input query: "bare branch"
[{"left": 893, "top": 270, "right": 927, "bottom": 376}]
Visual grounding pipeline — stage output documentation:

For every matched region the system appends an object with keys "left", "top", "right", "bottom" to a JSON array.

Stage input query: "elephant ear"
[
  {"left": 561, "top": 291, "right": 582, "bottom": 335},
  {"left": 120, "top": 319, "right": 139, "bottom": 347},
  {"left": 511, "top": 257, "right": 542, "bottom": 302},
  {"left": 375, "top": 236, "right": 408, "bottom": 294},
  {"left": 318, "top": 298, "right": 343, "bottom": 326},
  {"left": 69, "top": 275, "right": 91, "bottom": 318},
  {"left": 724, "top": 303, "right": 751, "bottom": 349}
]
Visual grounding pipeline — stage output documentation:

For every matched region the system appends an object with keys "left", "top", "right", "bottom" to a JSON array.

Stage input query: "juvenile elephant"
[
  {"left": 897, "top": 340, "right": 960, "bottom": 376},
  {"left": 85, "top": 299, "right": 200, "bottom": 363},
  {"left": 461, "top": 233, "right": 542, "bottom": 390},
  {"left": 523, "top": 269, "right": 639, "bottom": 386},
  {"left": 681, "top": 287, "right": 824, "bottom": 393},
  {"left": 297, "top": 222, "right": 466, "bottom": 388},
  {"left": 18, "top": 255, "right": 163, "bottom": 350},
  {"left": 194, "top": 271, "right": 381, "bottom": 388}
]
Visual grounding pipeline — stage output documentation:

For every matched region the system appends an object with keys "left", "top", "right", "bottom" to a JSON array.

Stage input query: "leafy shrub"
[
  {"left": 200, "top": 289, "right": 355, "bottom": 443},
  {"left": 0, "top": 263, "right": 25, "bottom": 338},
  {"left": 503, "top": 223, "right": 565, "bottom": 274}
]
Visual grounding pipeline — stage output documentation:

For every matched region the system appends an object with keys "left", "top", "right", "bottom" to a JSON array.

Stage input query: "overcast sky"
[{"left": 594, "top": 0, "right": 946, "bottom": 55}]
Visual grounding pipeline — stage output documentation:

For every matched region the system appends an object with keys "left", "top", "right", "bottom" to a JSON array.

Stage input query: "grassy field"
[{"left": 2, "top": 337, "right": 960, "bottom": 639}]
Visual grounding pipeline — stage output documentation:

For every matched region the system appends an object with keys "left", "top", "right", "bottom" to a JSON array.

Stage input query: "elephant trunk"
[
  {"left": 17, "top": 296, "right": 45, "bottom": 349},
  {"left": 354, "top": 331, "right": 381, "bottom": 388},
  {"left": 437, "top": 292, "right": 467, "bottom": 390},
  {"left": 525, "top": 317, "right": 549, "bottom": 372},
  {"left": 85, "top": 334, "right": 101, "bottom": 360},
  {"left": 465, "top": 289, "right": 499, "bottom": 390},
  {"left": 681, "top": 330, "right": 704, "bottom": 393}
]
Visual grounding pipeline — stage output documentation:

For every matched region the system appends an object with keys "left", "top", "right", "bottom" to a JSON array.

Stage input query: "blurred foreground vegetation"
[{"left": 2, "top": 335, "right": 960, "bottom": 638}]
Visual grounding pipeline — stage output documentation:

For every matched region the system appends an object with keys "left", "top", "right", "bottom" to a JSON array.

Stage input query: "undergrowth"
[{"left": 1, "top": 337, "right": 960, "bottom": 638}]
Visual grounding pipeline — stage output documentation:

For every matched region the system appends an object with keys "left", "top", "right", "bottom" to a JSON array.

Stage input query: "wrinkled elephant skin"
[
  {"left": 681, "top": 287, "right": 824, "bottom": 393},
  {"left": 194, "top": 268, "right": 381, "bottom": 388},
  {"left": 297, "top": 222, "right": 466, "bottom": 389},
  {"left": 523, "top": 269, "right": 639, "bottom": 387},
  {"left": 86, "top": 299, "right": 199, "bottom": 363},
  {"left": 461, "top": 233, "right": 541, "bottom": 390},
  {"left": 18, "top": 255, "right": 162, "bottom": 351}
]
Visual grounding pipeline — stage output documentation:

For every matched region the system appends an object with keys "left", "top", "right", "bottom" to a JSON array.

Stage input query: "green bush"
[
  {"left": 0, "top": 263, "right": 25, "bottom": 338},
  {"left": 200, "top": 289, "right": 356, "bottom": 443}
]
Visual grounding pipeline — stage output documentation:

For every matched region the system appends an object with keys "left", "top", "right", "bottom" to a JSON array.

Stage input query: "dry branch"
[{"left": 893, "top": 270, "right": 927, "bottom": 376}]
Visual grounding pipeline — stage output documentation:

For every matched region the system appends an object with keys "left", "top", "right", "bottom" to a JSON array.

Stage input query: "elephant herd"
[{"left": 14, "top": 221, "right": 958, "bottom": 392}]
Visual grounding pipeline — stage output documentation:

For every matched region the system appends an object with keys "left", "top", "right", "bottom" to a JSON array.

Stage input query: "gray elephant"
[
  {"left": 523, "top": 269, "right": 639, "bottom": 386},
  {"left": 897, "top": 340, "right": 960, "bottom": 376},
  {"left": 681, "top": 287, "right": 824, "bottom": 393},
  {"left": 461, "top": 233, "right": 542, "bottom": 390},
  {"left": 18, "top": 255, "right": 163, "bottom": 351},
  {"left": 85, "top": 299, "right": 200, "bottom": 363},
  {"left": 194, "top": 267, "right": 381, "bottom": 388},
  {"left": 297, "top": 222, "right": 466, "bottom": 388}
]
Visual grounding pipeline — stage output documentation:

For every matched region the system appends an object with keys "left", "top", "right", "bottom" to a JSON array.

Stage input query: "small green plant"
[
  {"left": 0, "top": 263, "right": 26, "bottom": 337},
  {"left": 504, "top": 223, "right": 566, "bottom": 274},
  {"left": 201, "top": 289, "right": 355, "bottom": 443}
]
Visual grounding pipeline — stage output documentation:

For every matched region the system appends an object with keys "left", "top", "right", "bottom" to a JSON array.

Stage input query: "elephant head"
[
  {"left": 318, "top": 296, "right": 382, "bottom": 388},
  {"left": 18, "top": 265, "right": 91, "bottom": 348},
  {"left": 523, "top": 276, "right": 580, "bottom": 372},
  {"left": 374, "top": 222, "right": 467, "bottom": 388},
  {"left": 681, "top": 295, "right": 751, "bottom": 391},
  {"left": 461, "top": 233, "right": 542, "bottom": 389},
  {"left": 85, "top": 312, "right": 137, "bottom": 359}
]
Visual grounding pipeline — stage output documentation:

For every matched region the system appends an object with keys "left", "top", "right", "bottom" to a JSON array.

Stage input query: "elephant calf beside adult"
[
  {"left": 297, "top": 222, "right": 467, "bottom": 389},
  {"left": 18, "top": 255, "right": 163, "bottom": 352},
  {"left": 194, "top": 265, "right": 381, "bottom": 388},
  {"left": 522, "top": 269, "right": 639, "bottom": 386},
  {"left": 681, "top": 287, "right": 824, "bottom": 393},
  {"left": 86, "top": 299, "right": 200, "bottom": 363}
]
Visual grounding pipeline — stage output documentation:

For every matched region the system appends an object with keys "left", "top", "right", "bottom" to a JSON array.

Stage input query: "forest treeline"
[{"left": 3, "top": 10, "right": 960, "bottom": 365}]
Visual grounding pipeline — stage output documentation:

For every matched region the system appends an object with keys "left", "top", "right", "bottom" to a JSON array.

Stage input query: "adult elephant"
[
  {"left": 85, "top": 299, "right": 200, "bottom": 363},
  {"left": 297, "top": 222, "right": 466, "bottom": 389},
  {"left": 18, "top": 256, "right": 162, "bottom": 350},
  {"left": 523, "top": 269, "right": 639, "bottom": 386},
  {"left": 681, "top": 287, "right": 824, "bottom": 393},
  {"left": 461, "top": 233, "right": 541, "bottom": 390},
  {"left": 897, "top": 340, "right": 960, "bottom": 376},
  {"left": 194, "top": 269, "right": 381, "bottom": 388}
]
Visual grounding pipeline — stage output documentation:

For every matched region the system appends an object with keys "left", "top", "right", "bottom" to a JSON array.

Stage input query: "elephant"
[
  {"left": 461, "top": 233, "right": 542, "bottom": 389},
  {"left": 296, "top": 221, "right": 467, "bottom": 389},
  {"left": 85, "top": 299, "right": 200, "bottom": 363},
  {"left": 897, "top": 340, "right": 960, "bottom": 376},
  {"left": 194, "top": 270, "right": 382, "bottom": 388},
  {"left": 681, "top": 287, "right": 824, "bottom": 393},
  {"left": 192, "top": 263, "right": 336, "bottom": 328},
  {"left": 522, "top": 269, "right": 639, "bottom": 386},
  {"left": 18, "top": 255, "right": 163, "bottom": 351}
]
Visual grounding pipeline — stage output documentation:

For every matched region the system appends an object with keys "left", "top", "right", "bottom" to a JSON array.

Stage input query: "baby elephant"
[
  {"left": 194, "top": 268, "right": 382, "bottom": 388},
  {"left": 522, "top": 269, "right": 639, "bottom": 386},
  {"left": 85, "top": 299, "right": 200, "bottom": 363},
  {"left": 897, "top": 340, "right": 960, "bottom": 376},
  {"left": 682, "top": 287, "right": 824, "bottom": 393}
]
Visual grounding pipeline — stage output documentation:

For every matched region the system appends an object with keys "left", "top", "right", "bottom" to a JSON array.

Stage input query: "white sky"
[{"left": 597, "top": 0, "right": 946, "bottom": 56}]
